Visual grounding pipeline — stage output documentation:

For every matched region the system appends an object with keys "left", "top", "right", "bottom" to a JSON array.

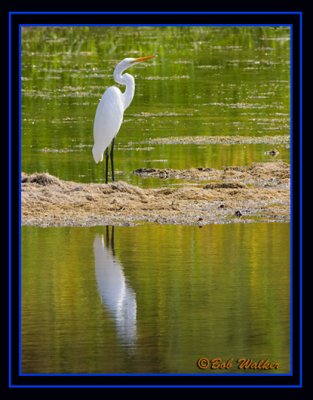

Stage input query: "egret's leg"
[
  {"left": 110, "top": 138, "right": 115, "bottom": 182},
  {"left": 105, "top": 147, "right": 109, "bottom": 184}
]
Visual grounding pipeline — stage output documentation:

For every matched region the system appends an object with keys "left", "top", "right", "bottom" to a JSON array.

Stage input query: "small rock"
[
  {"left": 159, "top": 171, "right": 168, "bottom": 179},
  {"left": 197, "top": 167, "right": 212, "bottom": 171},
  {"left": 265, "top": 149, "right": 279, "bottom": 156}
]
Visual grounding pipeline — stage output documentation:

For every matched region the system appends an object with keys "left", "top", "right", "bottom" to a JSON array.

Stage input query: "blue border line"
[
  {"left": 299, "top": 11, "right": 303, "bottom": 388},
  {"left": 8, "top": 11, "right": 12, "bottom": 390},
  {"left": 11, "top": 12, "right": 301, "bottom": 388},
  {"left": 10, "top": 11, "right": 302, "bottom": 15},
  {"left": 9, "top": 384, "right": 302, "bottom": 389}
]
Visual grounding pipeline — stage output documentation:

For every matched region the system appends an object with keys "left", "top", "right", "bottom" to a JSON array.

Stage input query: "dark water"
[
  {"left": 22, "top": 223, "right": 290, "bottom": 374},
  {"left": 22, "top": 26, "right": 290, "bottom": 187}
]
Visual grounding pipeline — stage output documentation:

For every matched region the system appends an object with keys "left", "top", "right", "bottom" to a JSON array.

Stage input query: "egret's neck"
[{"left": 114, "top": 68, "right": 135, "bottom": 111}]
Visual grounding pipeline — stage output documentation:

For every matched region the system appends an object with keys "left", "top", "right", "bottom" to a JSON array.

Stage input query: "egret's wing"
[{"left": 93, "top": 87, "right": 124, "bottom": 157}]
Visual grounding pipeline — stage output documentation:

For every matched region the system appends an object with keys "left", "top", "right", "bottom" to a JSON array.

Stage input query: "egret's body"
[
  {"left": 92, "top": 56, "right": 154, "bottom": 183},
  {"left": 92, "top": 87, "right": 124, "bottom": 163}
]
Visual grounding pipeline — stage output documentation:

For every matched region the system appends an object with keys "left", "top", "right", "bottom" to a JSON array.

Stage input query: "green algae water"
[{"left": 22, "top": 26, "right": 290, "bottom": 187}]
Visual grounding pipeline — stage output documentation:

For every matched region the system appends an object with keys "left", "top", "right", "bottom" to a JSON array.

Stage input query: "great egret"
[{"left": 92, "top": 56, "right": 155, "bottom": 183}]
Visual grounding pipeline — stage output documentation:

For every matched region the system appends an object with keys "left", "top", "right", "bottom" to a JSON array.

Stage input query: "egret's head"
[{"left": 116, "top": 56, "right": 155, "bottom": 72}]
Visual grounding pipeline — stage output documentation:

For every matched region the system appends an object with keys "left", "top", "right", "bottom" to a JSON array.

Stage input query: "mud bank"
[
  {"left": 22, "top": 162, "right": 289, "bottom": 227},
  {"left": 137, "top": 135, "right": 290, "bottom": 146}
]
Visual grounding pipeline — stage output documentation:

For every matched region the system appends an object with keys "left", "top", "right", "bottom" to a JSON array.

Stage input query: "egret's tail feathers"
[{"left": 92, "top": 146, "right": 104, "bottom": 164}]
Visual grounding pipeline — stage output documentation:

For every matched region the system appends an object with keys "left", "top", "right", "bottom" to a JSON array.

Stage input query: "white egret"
[{"left": 92, "top": 56, "right": 155, "bottom": 183}]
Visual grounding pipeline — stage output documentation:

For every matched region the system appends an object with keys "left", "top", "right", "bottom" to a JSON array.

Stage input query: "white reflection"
[{"left": 94, "top": 227, "right": 137, "bottom": 346}]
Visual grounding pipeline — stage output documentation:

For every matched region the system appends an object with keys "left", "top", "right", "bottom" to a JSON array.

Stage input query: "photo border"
[{"left": 8, "top": 11, "right": 302, "bottom": 389}]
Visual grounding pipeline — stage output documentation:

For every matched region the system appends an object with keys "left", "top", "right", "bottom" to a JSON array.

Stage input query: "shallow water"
[
  {"left": 22, "top": 223, "right": 290, "bottom": 374},
  {"left": 22, "top": 26, "right": 290, "bottom": 187}
]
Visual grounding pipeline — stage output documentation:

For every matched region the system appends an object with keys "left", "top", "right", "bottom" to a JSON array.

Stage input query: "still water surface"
[{"left": 22, "top": 223, "right": 290, "bottom": 374}]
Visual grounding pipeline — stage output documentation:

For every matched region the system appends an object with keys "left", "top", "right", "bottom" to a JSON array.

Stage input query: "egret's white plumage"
[
  {"left": 92, "top": 87, "right": 124, "bottom": 163},
  {"left": 92, "top": 56, "right": 155, "bottom": 182}
]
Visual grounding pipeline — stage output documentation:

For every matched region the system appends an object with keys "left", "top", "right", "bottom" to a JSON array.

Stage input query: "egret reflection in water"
[{"left": 94, "top": 227, "right": 137, "bottom": 347}]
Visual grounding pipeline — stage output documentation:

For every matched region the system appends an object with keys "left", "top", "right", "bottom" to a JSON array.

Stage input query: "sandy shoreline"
[{"left": 21, "top": 161, "right": 290, "bottom": 227}]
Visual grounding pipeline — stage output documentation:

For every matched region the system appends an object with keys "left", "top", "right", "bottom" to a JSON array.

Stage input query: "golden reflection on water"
[{"left": 22, "top": 223, "right": 290, "bottom": 373}]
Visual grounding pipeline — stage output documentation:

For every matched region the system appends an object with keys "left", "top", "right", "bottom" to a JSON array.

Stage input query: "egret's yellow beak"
[{"left": 132, "top": 55, "right": 155, "bottom": 63}]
